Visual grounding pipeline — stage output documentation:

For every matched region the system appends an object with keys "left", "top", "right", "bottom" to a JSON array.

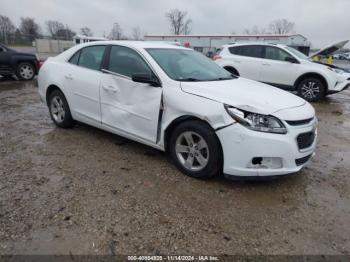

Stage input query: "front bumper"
[
  {"left": 328, "top": 81, "right": 350, "bottom": 94},
  {"left": 216, "top": 118, "right": 317, "bottom": 177}
]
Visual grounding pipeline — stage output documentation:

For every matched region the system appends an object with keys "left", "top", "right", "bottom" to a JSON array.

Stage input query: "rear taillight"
[
  {"left": 212, "top": 55, "right": 222, "bottom": 61},
  {"left": 37, "top": 60, "right": 45, "bottom": 70}
]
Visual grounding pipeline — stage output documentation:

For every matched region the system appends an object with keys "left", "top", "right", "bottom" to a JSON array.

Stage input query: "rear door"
[
  {"left": 259, "top": 46, "right": 299, "bottom": 88},
  {"left": 228, "top": 45, "right": 264, "bottom": 81},
  {"left": 64, "top": 45, "right": 107, "bottom": 125},
  {"left": 100, "top": 45, "right": 162, "bottom": 143}
]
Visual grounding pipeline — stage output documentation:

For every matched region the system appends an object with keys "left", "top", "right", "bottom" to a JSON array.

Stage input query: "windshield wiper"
[
  {"left": 209, "top": 76, "right": 235, "bottom": 81},
  {"left": 175, "top": 77, "right": 202, "bottom": 82}
]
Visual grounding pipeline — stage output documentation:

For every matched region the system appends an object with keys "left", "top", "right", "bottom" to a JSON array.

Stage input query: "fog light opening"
[{"left": 248, "top": 157, "right": 283, "bottom": 169}]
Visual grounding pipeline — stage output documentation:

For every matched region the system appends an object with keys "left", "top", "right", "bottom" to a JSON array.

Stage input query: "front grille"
[
  {"left": 297, "top": 131, "right": 315, "bottom": 150},
  {"left": 286, "top": 118, "right": 314, "bottom": 126},
  {"left": 295, "top": 154, "right": 312, "bottom": 166}
]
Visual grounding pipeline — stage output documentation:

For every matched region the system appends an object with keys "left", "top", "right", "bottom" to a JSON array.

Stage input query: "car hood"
[{"left": 180, "top": 77, "right": 306, "bottom": 115}]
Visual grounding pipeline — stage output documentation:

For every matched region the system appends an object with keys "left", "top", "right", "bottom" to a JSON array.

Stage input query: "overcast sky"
[{"left": 1, "top": 0, "right": 349, "bottom": 48}]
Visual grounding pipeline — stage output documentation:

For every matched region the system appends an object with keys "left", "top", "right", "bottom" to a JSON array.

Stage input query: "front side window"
[
  {"left": 147, "top": 48, "right": 233, "bottom": 82},
  {"left": 77, "top": 45, "right": 106, "bottom": 70},
  {"left": 264, "top": 46, "right": 293, "bottom": 62},
  {"left": 108, "top": 45, "right": 152, "bottom": 78}
]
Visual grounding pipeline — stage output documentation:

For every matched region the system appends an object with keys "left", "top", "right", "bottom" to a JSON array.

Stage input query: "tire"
[
  {"left": 169, "top": 120, "right": 222, "bottom": 179},
  {"left": 224, "top": 66, "right": 239, "bottom": 76},
  {"left": 297, "top": 78, "right": 326, "bottom": 102},
  {"left": 48, "top": 89, "right": 74, "bottom": 128},
  {"left": 16, "top": 62, "right": 35, "bottom": 80}
]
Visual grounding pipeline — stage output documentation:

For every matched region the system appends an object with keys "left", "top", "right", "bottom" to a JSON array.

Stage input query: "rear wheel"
[
  {"left": 48, "top": 89, "right": 74, "bottom": 128},
  {"left": 16, "top": 62, "right": 35, "bottom": 80},
  {"left": 169, "top": 120, "right": 222, "bottom": 179},
  {"left": 297, "top": 78, "right": 326, "bottom": 102}
]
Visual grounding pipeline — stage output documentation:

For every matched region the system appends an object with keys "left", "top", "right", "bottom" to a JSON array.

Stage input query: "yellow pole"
[{"left": 328, "top": 55, "right": 332, "bottom": 65}]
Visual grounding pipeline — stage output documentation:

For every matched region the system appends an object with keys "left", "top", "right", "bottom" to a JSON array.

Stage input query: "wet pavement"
[{"left": 0, "top": 79, "right": 350, "bottom": 255}]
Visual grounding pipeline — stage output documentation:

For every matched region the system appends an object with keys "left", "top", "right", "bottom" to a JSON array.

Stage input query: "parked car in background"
[
  {"left": 0, "top": 43, "right": 40, "bottom": 80},
  {"left": 39, "top": 41, "right": 317, "bottom": 179},
  {"left": 332, "top": 53, "right": 348, "bottom": 60},
  {"left": 214, "top": 43, "right": 350, "bottom": 102}
]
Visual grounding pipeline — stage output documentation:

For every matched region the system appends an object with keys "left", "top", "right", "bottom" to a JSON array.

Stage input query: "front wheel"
[
  {"left": 16, "top": 62, "right": 35, "bottom": 80},
  {"left": 297, "top": 78, "right": 326, "bottom": 102},
  {"left": 169, "top": 120, "right": 222, "bottom": 179},
  {"left": 48, "top": 89, "right": 74, "bottom": 128}
]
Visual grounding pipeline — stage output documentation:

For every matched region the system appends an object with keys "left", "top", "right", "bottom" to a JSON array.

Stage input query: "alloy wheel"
[
  {"left": 50, "top": 96, "right": 66, "bottom": 123},
  {"left": 19, "top": 64, "right": 34, "bottom": 80},
  {"left": 301, "top": 81, "right": 320, "bottom": 100},
  {"left": 175, "top": 131, "right": 209, "bottom": 171}
]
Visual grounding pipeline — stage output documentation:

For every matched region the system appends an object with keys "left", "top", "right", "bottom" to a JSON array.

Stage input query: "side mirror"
[
  {"left": 285, "top": 57, "right": 299, "bottom": 64},
  {"left": 132, "top": 73, "right": 160, "bottom": 87}
]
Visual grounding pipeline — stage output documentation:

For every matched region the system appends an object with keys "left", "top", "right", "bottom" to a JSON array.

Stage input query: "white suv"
[{"left": 215, "top": 43, "right": 350, "bottom": 102}]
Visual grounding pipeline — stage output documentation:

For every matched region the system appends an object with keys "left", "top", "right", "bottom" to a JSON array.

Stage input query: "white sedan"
[{"left": 38, "top": 41, "right": 317, "bottom": 178}]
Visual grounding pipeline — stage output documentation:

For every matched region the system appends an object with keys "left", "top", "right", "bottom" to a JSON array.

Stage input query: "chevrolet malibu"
[{"left": 38, "top": 41, "right": 317, "bottom": 179}]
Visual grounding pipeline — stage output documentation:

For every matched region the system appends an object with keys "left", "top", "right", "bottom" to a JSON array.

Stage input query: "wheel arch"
[
  {"left": 46, "top": 85, "right": 65, "bottom": 106},
  {"left": 163, "top": 115, "right": 224, "bottom": 160},
  {"left": 294, "top": 72, "right": 328, "bottom": 92},
  {"left": 16, "top": 60, "right": 37, "bottom": 74}
]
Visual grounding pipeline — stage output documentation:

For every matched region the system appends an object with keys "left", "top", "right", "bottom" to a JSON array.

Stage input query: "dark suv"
[{"left": 0, "top": 44, "right": 39, "bottom": 80}]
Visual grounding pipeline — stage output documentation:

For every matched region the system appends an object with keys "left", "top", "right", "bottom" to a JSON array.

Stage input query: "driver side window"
[
  {"left": 108, "top": 45, "right": 152, "bottom": 78},
  {"left": 264, "top": 46, "right": 293, "bottom": 62}
]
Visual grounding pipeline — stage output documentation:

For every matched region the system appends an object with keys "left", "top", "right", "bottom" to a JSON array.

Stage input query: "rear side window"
[
  {"left": 229, "top": 45, "right": 263, "bottom": 58},
  {"left": 108, "top": 45, "right": 152, "bottom": 78},
  {"left": 77, "top": 46, "right": 106, "bottom": 70},
  {"left": 264, "top": 46, "right": 293, "bottom": 61},
  {"left": 69, "top": 51, "right": 80, "bottom": 65}
]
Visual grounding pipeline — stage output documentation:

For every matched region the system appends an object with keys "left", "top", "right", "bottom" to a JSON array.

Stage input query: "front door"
[
  {"left": 100, "top": 45, "right": 162, "bottom": 143},
  {"left": 259, "top": 46, "right": 299, "bottom": 89},
  {"left": 0, "top": 46, "right": 13, "bottom": 73}
]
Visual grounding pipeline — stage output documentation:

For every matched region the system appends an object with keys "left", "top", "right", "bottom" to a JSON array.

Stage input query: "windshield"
[
  {"left": 285, "top": 46, "right": 310, "bottom": 60},
  {"left": 146, "top": 48, "right": 234, "bottom": 82}
]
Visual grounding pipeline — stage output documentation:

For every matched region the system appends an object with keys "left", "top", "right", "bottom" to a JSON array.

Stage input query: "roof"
[
  {"left": 71, "top": 40, "right": 189, "bottom": 49},
  {"left": 145, "top": 34, "right": 307, "bottom": 39}
]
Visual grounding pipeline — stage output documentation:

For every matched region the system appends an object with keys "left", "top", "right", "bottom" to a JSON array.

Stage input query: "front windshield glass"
[
  {"left": 146, "top": 48, "right": 234, "bottom": 81},
  {"left": 285, "top": 46, "right": 310, "bottom": 60}
]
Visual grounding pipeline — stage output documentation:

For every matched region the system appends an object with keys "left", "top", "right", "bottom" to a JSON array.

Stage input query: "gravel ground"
[{"left": 0, "top": 78, "right": 350, "bottom": 255}]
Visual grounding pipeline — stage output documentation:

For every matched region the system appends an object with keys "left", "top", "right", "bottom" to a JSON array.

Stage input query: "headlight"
[{"left": 224, "top": 105, "right": 287, "bottom": 134}]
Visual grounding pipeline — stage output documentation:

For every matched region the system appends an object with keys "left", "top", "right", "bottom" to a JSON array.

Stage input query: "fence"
[
  {"left": 35, "top": 38, "right": 74, "bottom": 59},
  {"left": 0, "top": 33, "right": 75, "bottom": 59}
]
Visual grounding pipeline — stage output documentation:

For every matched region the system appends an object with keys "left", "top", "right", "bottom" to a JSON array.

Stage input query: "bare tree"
[
  {"left": 243, "top": 25, "right": 266, "bottom": 35},
  {"left": 80, "top": 27, "right": 93, "bottom": 37},
  {"left": 269, "top": 19, "right": 295, "bottom": 34},
  {"left": 45, "top": 20, "right": 64, "bottom": 37},
  {"left": 165, "top": 9, "right": 192, "bottom": 35},
  {"left": 19, "top": 17, "right": 41, "bottom": 40},
  {"left": 109, "top": 22, "right": 123, "bottom": 40},
  {"left": 131, "top": 26, "right": 142, "bottom": 40},
  {"left": 0, "top": 15, "right": 16, "bottom": 36},
  {"left": 57, "top": 26, "right": 76, "bottom": 40}
]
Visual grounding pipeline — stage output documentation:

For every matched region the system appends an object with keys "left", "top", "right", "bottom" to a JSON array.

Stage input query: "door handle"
[
  {"left": 102, "top": 85, "right": 118, "bottom": 93},
  {"left": 233, "top": 60, "right": 241, "bottom": 63},
  {"left": 262, "top": 63, "right": 271, "bottom": 66},
  {"left": 65, "top": 75, "right": 73, "bottom": 80}
]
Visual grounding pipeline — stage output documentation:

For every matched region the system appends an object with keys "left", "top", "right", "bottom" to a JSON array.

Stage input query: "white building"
[
  {"left": 73, "top": 35, "right": 108, "bottom": 45},
  {"left": 144, "top": 34, "right": 310, "bottom": 55}
]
